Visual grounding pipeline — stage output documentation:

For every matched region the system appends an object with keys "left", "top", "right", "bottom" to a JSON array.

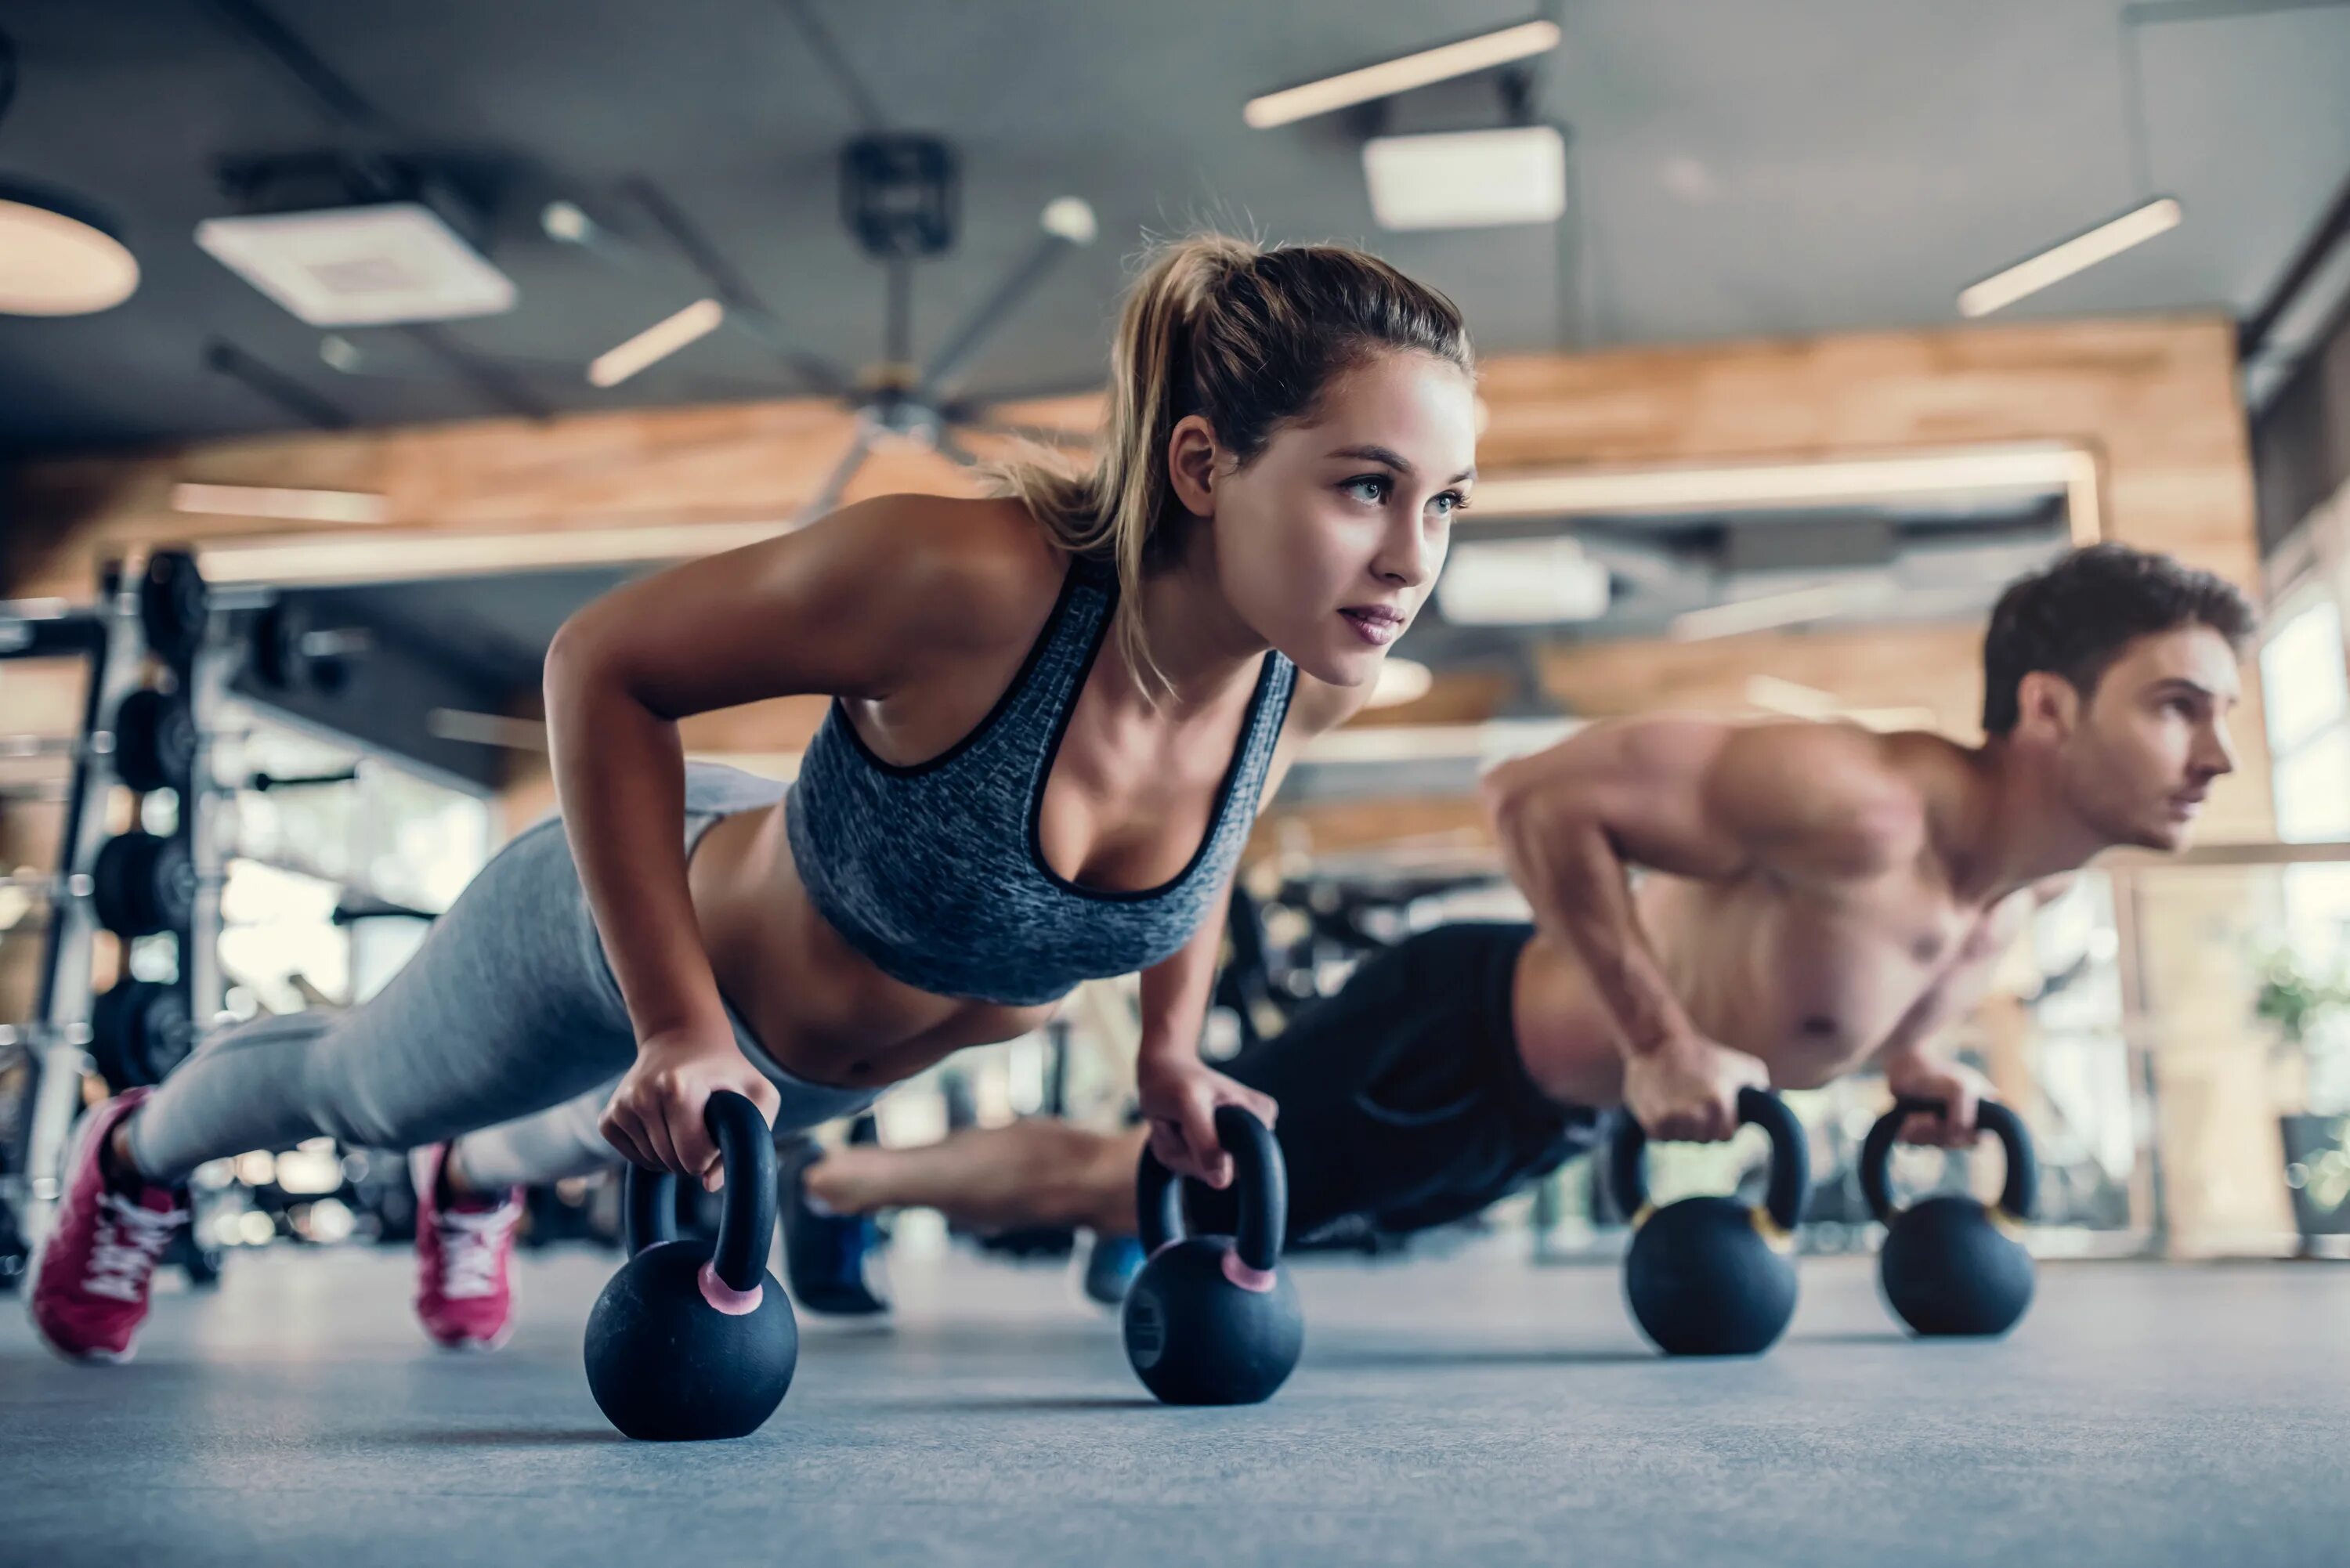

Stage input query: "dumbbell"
[
  {"left": 0, "top": 688, "right": 199, "bottom": 794},
  {"left": 0, "top": 831, "right": 199, "bottom": 937},
  {"left": 89, "top": 979, "right": 197, "bottom": 1089},
  {"left": 248, "top": 768, "right": 361, "bottom": 793},
  {"left": 249, "top": 602, "right": 371, "bottom": 695},
  {"left": 91, "top": 832, "right": 198, "bottom": 936},
  {"left": 0, "top": 981, "right": 195, "bottom": 1093},
  {"left": 138, "top": 556, "right": 374, "bottom": 703},
  {"left": 140, "top": 550, "right": 209, "bottom": 666},
  {"left": 0, "top": 1197, "right": 26, "bottom": 1295},
  {"left": 113, "top": 689, "right": 199, "bottom": 793}
]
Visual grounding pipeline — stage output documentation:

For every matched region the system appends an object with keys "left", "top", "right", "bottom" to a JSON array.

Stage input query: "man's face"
[{"left": 2051, "top": 625, "right": 2242, "bottom": 851}]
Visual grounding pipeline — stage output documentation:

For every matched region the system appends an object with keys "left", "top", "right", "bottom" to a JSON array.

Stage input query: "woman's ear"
[{"left": 1166, "top": 414, "right": 1220, "bottom": 518}]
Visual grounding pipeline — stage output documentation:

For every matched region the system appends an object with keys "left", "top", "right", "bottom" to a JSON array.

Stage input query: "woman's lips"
[{"left": 1340, "top": 605, "right": 1405, "bottom": 646}]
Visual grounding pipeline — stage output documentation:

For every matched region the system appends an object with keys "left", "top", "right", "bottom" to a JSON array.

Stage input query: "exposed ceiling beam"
[{"left": 2240, "top": 168, "right": 2350, "bottom": 359}]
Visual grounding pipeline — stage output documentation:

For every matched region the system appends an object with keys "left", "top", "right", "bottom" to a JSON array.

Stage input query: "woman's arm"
[
  {"left": 1133, "top": 882, "right": 1275, "bottom": 1187},
  {"left": 546, "top": 495, "right": 1051, "bottom": 1183},
  {"left": 1130, "top": 671, "right": 1368, "bottom": 1183}
]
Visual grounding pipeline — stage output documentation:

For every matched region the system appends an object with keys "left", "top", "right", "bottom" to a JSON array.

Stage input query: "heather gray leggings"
[{"left": 125, "top": 764, "right": 882, "bottom": 1187}]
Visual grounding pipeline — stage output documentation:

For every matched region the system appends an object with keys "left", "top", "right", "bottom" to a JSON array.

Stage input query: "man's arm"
[
  {"left": 1874, "top": 882, "right": 2059, "bottom": 1144},
  {"left": 1480, "top": 717, "right": 1927, "bottom": 1140}
]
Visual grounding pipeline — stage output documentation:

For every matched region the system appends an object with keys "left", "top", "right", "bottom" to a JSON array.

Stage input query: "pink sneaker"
[
  {"left": 29, "top": 1088, "right": 191, "bottom": 1364},
  {"left": 410, "top": 1143, "right": 522, "bottom": 1350}
]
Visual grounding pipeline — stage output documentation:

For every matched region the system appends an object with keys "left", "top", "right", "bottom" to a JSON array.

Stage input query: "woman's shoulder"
[{"left": 819, "top": 492, "right": 1072, "bottom": 652}]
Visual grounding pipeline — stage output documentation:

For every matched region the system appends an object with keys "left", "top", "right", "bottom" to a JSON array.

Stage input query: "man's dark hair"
[{"left": 1980, "top": 544, "right": 2256, "bottom": 735}]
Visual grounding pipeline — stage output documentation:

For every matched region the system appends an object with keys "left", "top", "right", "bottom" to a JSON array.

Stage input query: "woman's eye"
[
  {"left": 1343, "top": 475, "right": 1390, "bottom": 504},
  {"left": 1432, "top": 490, "right": 1470, "bottom": 517}
]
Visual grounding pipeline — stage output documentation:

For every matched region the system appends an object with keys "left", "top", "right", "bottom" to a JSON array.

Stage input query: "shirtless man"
[{"left": 784, "top": 543, "right": 2252, "bottom": 1288}]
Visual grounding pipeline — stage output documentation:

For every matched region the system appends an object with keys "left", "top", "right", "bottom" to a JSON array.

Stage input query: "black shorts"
[{"left": 1190, "top": 922, "right": 1606, "bottom": 1245}]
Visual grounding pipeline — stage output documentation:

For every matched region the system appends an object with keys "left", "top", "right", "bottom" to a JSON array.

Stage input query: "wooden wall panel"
[{"left": 0, "top": 313, "right": 2291, "bottom": 1257}]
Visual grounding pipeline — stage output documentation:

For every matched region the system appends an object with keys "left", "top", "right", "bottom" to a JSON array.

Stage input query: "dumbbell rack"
[
  {"left": 0, "top": 570, "right": 146, "bottom": 1270},
  {"left": 0, "top": 551, "right": 219, "bottom": 1283}
]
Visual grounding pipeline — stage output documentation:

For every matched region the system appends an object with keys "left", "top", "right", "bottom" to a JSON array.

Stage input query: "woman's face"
[{"left": 1177, "top": 350, "right": 1478, "bottom": 688}]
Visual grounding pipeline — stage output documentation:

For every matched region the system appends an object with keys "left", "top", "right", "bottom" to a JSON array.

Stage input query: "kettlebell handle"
[
  {"left": 620, "top": 1089, "right": 779, "bottom": 1295},
  {"left": 1135, "top": 1104, "right": 1287, "bottom": 1274},
  {"left": 1609, "top": 1086, "right": 1810, "bottom": 1233},
  {"left": 1858, "top": 1096, "right": 2037, "bottom": 1227}
]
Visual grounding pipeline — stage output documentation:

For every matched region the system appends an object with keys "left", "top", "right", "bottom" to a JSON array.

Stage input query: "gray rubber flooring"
[{"left": 5, "top": 1244, "right": 2348, "bottom": 1568}]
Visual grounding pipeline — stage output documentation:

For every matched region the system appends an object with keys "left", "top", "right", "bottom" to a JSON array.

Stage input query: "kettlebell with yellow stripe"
[
  {"left": 1609, "top": 1086, "right": 1811, "bottom": 1357},
  {"left": 1861, "top": 1096, "right": 2037, "bottom": 1338}
]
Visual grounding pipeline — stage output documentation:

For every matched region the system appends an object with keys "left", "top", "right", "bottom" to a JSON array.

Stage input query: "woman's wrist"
[{"left": 634, "top": 1007, "right": 738, "bottom": 1057}]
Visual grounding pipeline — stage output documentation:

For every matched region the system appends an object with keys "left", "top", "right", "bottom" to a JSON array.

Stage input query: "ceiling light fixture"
[
  {"left": 1302, "top": 717, "right": 1584, "bottom": 765},
  {"left": 1469, "top": 445, "right": 2103, "bottom": 544},
  {"left": 191, "top": 517, "right": 803, "bottom": 587},
  {"left": 1957, "top": 197, "right": 2182, "bottom": 318},
  {"left": 0, "top": 180, "right": 139, "bottom": 315},
  {"left": 1363, "top": 125, "right": 1567, "bottom": 231},
  {"left": 1244, "top": 20, "right": 1562, "bottom": 129},
  {"left": 1436, "top": 538, "right": 1613, "bottom": 626},
  {"left": 1956, "top": 20, "right": 2179, "bottom": 318},
  {"left": 588, "top": 297, "right": 726, "bottom": 388},
  {"left": 1668, "top": 581, "right": 1892, "bottom": 642},
  {"left": 195, "top": 202, "right": 516, "bottom": 327},
  {"left": 0, "top": 32, "right": 139, "bottom": 316},
  {"left": 1744, "top": 676, "right": 1938, "bottom": 733},
  {"left": 171, "top": 482, "right": 389, "bottom": 524}
]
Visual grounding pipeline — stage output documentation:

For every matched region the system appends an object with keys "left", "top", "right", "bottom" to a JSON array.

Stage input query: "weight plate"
[
  {"left": 132, "top": 988, "right": 197, "bottom": 1082},
  {"left": 91, "top": 833, "right": 192, "bottom": 937},
  {"left": 251, "top": 602, "right": 310, "bottom": 692},
  {"left": 90, "top": 979, "right": 195, "bottom": 1089},
  {"left": 139, "top": 551, "right": 208, "bottom": 665},
  {"left": 112, "top": 689, "right": 196, "bottom": 793}
]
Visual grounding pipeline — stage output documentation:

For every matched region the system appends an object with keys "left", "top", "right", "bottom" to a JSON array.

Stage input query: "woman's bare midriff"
[{"left": 685, "top": 802, "right": 1065, "bottom": 1091}]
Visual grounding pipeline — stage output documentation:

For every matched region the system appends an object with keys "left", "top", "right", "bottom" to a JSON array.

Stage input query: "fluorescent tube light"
[
  {"left": 172, "top": 483, "right": 389, "bottom": 525},
  {"left": 589, "top": 298, "right": 726, "bottom": 388},
  {"left": 1957, "top": 198, "right": 2182, "bottom": 318},
  {"left": 1245, "top": 21, "right": 1562, "bottom": 129}
]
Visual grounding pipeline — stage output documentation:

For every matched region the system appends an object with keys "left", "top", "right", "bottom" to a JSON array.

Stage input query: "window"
[
  {"left": 2263, "top": 597, "right": 2350, "bottom": 845},
  {"left": 2258, "top": 593, "right": 2350, "bottom": 1109}
]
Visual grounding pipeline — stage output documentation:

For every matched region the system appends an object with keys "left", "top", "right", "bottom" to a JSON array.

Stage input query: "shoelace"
[
  {"left": 436, "top": 1205, "right": 519, "bottom": 1300},
  {"left": 84, "top": 1195, "right": 186, "bottom": 1304}
]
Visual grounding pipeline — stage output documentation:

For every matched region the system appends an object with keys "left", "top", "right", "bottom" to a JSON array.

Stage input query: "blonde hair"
[{"left": 987, "top": 234, "right": 1472, "bottom": 695}]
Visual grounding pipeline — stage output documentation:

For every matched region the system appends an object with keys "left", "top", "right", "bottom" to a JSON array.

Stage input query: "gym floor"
[{"left": 6, "top": 1246, "right": 2348, "bottom": 1567}]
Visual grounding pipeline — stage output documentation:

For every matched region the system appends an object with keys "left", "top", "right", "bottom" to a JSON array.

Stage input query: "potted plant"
[{"left": 2263, "top": 947, "right": 2350, "bottom": 1247}]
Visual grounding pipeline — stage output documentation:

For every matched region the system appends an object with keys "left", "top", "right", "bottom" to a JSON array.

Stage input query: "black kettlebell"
[
  {"left": 584, "top": 1090, "right": 797, "bottom": 1440},
  {"left": 1610, "top": 1086, "right": 1811, "bottom": 1357},
  {"left": 1862, "top": 1096, "right": 2037, "bottom": 1338},
  {"left": 1123, "top": 1105, "right": 1302, "bottom": 1406}
]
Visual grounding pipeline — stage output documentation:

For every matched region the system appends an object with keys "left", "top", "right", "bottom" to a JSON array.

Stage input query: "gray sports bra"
[{"left": 784, "top": 557, "right": 1298, "bottom": 1006}]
